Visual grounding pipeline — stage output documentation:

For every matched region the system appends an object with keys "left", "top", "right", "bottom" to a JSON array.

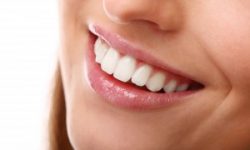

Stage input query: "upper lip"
[{"left": 88, "top": 23, "right": 202, "bottom": 84}]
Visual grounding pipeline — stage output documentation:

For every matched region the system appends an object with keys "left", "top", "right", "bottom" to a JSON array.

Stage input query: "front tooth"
[
  {"left": 163, "top": 80, "right": 177, "bottom": 93},
  {"left": 146, "top": 72, "right": 166, "bottom": 92},
  {"left": 94, "top": 38, "right": 109, "bottom": 63},
  {"left": 114, "top": 55, "right": 136, "bottom": 82},
  {"left": 101, "top": 48, "right": 120, "bottom": 74},
  {"left": 131, "top": 64, "right": 152, "bottom": 86},
  {"left": 176, "top": 84, "right": 189, "bottom": 92}
]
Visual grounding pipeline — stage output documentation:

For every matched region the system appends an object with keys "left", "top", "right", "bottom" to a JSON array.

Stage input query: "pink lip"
[{"left": 85, "top": 24, "right": 201, "bottom": 109}]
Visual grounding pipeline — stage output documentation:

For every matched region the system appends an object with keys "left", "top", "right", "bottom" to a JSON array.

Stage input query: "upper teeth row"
[{"left": 94, "top": 38, "right": 189, "bottom": 93}]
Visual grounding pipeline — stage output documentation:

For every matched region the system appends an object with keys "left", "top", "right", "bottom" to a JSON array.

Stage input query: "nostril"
[
  {"left": 103, "top": 0, "right": 183, "bottom": 31},
  {"left": 103, "top": 0, "right": 138, "bottom": 24},
  {"left": 137, "top": 20, "right": 176, "bottom": 33}
]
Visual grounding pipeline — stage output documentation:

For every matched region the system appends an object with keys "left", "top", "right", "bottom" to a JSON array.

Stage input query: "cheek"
[
  {"left": 208, "top": 28, "right": 250, "bottom": 89},
  {"left": 193, "top": 2, "right": 250, "bottom": 89}
]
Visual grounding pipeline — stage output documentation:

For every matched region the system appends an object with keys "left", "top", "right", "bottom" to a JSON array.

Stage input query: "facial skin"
[{"left": 59, "top": 0, "right": 250, "bottom": 149}]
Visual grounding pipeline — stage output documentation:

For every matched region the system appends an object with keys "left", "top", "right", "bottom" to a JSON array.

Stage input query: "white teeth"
[
  {"left": 101, "top": 48, "right": 120, "bottom": 75},
  {"left": 114, "top": 56, "right": 136, "bottom": 82},
  {"left": 94, "top": 38, "right": 109, "bottom": 63},
  {"left": 94, "top": 38, "right": 191, "bottom": 93},
  {"left": 163, "top": 80, "right": 177, "bottom": 93},
  {"left": 131, "top": 64, "right": 152, "bottom": 86},
  {"left": 146, "top": 72, "right": 166, "bottom": 92},
  {"left": 176, "top": 84, "right": 189, "bottom": 92}
]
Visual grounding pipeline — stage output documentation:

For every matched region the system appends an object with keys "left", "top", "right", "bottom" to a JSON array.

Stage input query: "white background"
[{"left": 0, "top": 0, "right": 59, "bottom": 149}]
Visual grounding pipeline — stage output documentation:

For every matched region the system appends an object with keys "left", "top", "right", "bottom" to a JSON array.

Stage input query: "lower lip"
[{"left": 85, "top": 33, "right": 196, "bottom": 110}]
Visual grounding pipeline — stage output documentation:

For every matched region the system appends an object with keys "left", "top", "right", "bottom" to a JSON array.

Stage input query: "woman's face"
[{"left": 59, "top": 0, "right": 250, "bottom": 149}]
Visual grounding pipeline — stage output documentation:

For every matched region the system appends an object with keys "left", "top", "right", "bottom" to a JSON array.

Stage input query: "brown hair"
[{"left": 48, "top": 65, "right": 73, "bottom": 150}]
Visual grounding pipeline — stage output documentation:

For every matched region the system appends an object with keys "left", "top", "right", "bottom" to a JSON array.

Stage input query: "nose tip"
[{"left": 103, "top": 0, "right": 183, "bottom": 32}]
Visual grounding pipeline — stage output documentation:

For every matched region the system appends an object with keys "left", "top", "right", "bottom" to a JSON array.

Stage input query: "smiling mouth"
[
  {"left": 86, "top": 24, "right": 204, "bottom": 109},
  {"left": 94, "top": 37, "right": 202, "bottom": 93}
]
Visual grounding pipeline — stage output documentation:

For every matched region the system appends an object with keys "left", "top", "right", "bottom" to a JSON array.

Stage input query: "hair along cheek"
[{"left": 48, "top": 63, "right": 73, "bottom": 150}]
